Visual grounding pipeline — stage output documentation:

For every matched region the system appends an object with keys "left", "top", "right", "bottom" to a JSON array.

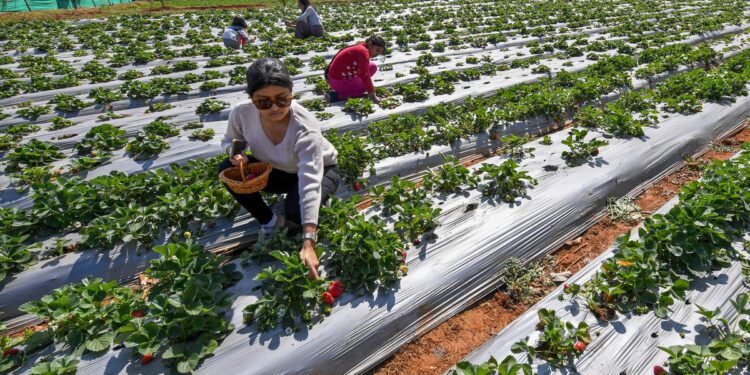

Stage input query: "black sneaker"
[{"left": 325, "top": 90, "right": 340, "bottom": 103}]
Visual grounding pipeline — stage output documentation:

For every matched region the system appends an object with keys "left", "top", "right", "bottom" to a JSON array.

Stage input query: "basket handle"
[{"left": 239, "top": 160, "right": 246, "bottom": 182}]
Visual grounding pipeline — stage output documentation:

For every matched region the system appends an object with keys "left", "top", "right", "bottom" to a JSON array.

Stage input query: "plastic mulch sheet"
[{"left": 11, "top": 76, "right": 750, "bottom": 375}]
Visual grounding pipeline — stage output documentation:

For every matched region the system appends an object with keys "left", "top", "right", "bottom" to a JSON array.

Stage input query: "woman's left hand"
[{"left": 299, "top": 240, "right": 320, "bottom": 279}]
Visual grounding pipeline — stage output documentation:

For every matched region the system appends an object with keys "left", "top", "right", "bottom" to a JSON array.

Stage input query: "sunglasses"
[{"left": 252, "top": 95, "right": 293, "bottom": 110}]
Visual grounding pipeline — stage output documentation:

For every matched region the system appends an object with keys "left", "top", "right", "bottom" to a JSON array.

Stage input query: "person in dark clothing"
[{"left": 284, "top": 0, "right": 325, "bottom": 39}]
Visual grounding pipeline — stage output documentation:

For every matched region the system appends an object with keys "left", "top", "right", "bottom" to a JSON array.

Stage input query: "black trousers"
[{"left": 218, "top": 157, "right": 341, "bottom": 225}]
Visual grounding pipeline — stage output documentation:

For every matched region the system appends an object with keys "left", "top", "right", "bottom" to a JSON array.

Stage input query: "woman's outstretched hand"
[
  {"left": 299, "top": 241, "right": 320, "bottom": 279},
  {"left": 230, "top": 153, "right": 249, "bottom": 166}
]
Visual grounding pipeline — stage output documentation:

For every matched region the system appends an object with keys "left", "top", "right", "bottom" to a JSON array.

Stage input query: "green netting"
[{"left": 0, "top": 0, "right": 132, "bottom": 12}]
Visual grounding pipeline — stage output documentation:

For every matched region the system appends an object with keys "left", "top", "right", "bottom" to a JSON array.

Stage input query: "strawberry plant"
[
  {"left": 69, "top": 154, "right": 111, "bottom": 173},
  {"left": 146, "top": 102, "right": 173, "bottom": 113},
  {"left": 500, "top": 134, "right": 535, "bottom": 159},
  {"left": 316, "top": 112, "right": 334, "bottom": 121},
  {"left": 182, "top": 121, "right": 203, "bottom": 130},
  {"left": 121, "top": 80, "right": 161, "bottom": 100},
  {"left": 568, "top": 146, "right": 750, "bottom": 320},
  {"left": 4, "top": 123, "right": 40, "bottom": 139},
  {"left": 379, "top": 96, "right": 401, "bottom": 110},
  {"left": 422, "top": 154, "right": 478, "bottom": 194},
  {"left": 49, "top": 94, "right": 90, "bottom": 113},
  {"left": 478, "top": 159, "right": 537, "bottom": 202},
  {"left": 74, "top": 123, "right": 127, "bottom": 155},
  {"left": 97, "top": 112, "right": 127, "bottom": 122},
  {"left": 199, "top": 80, "right": 226, "bottom": 92},
  {"left": 0, "top": 234, "right": 38, "bottom": 282},
  {"left": 453, "top": 355, "right": 532, "bottom": 375},
  {"left": 561, "top": 129, "right": 608, "bottom": 166},
  {"left": 511, "top": 308, "right": 590, "bottom": 369},
  {"left": 17, "top": 105, "right": 52, "bottom": 120},
  {"left": 319, "top": 196, "right": 406, "bottom": 292},
  {"left": 143, "top": 119, "right": 180, "bottom": 138},
  {"left": 658, "top": 293, "right": 750, "bottom": 375},
  {"left": 324, "top": 129, "right": 376, "bottom": 185},
  {"left": 343, "top": 98, "right": 375, "bottom": 117},
  {"left": 394, "top": 83, "right": 429, "bottom": 102},
  {"left": 195, "top": 98, "right": 229, "bottom": 116},
  {"left": 120, "top": 239, "right": 240, "bottom": 373},
  {"left": 241, "top": 228, "right": 297, "bottom": 263},
  {"left": 49, "top": 116, "right": 75, "bottom": 130},
  {"left": 540, "top": 135, "right": 552, "bottom": 145},
  {"left": 5, "top": 139, "right": 65, "bottom": 173},
  {"left": 189, "top": 128, "right": 216, "bottom": 141},
  {"left": 29, "top": 356, "right": 79, "bottom": 374},
  {"left": 370, "top": 176, "right": 442, "bottom": 241},
  {"left": 243, "top": 250, "right": 327, "bottom": 331},
  {"left": 596, "top": 103, "right": 646, "bottom": 138},
  {"left": 0, "top": 135, "right": 16, "bottom": 152},
  {"left": 126, "top": 133, "right": 170, "bottom": 160},
  {"left": 20, "top": 278, "right": 145, "bottom": 356},
  {"left": 302, "top": 98, "right": 327, "bottom": 112},
  {"left": 9, "top": 166, "right": 56, "bottom": 192}
]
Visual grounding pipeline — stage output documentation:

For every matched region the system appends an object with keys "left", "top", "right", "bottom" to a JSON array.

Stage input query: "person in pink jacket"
[{"left": 324, "top": 35, "right": 387, "bottom": 104}]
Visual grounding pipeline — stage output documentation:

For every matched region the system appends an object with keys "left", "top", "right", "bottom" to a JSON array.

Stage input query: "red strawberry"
[
  {"left": 653, "top": 365, "right": 667, "bottom": 375},
  {"left": 328, "top": 280, "right": 344, "bottom": 298},
  {"left": 412, "top": 238, "right": 421, "bottom": 246},
  {"left": 401, "top": 250, "right": 408, "bottom": 259},
  {"left": 246, "top": 173, "right": 257, "bottom": 180},
  {"left": 563, "top": 283, "right": 570, "bottom": 290},
  {"left": 131, "top": 310, "right": 145, "bottom": 318},
  {"left": 322, "top": 292, "right": 334, "bottom": 305},
  {"left": 353, "top": 182, "right": 362, "bottom": 191},
  {"left": 574, "top": 341, "right": 586, "bottom": 352},
  {"left": 141, "top": 353, "right": 154, "bottom": 365},
  {"left": 2, "top": 348, "right": 19, "bottom": 357}
]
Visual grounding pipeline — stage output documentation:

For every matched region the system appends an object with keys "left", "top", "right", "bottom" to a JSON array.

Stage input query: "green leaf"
[{"left": 85, "top": 331, "right": 116, "bottom": 352}]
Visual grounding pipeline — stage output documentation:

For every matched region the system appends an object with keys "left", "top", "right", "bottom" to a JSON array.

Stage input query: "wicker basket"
[{"left": 219, "top": 161, "right": 271, "bottom": 194}]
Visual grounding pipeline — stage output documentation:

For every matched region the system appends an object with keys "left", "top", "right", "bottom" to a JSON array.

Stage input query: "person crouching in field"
[
  {"left": 223, "top": 16, "right": 256, "bottom": 50},
  {"left": 219, "top": 58, "right": 341, "bottom": 279},
  {"left": 324, "top": 35, "right": 387, "bottom": 104},
  {"left": 285, "top": 0, "right": 325, "bottom": 39}
]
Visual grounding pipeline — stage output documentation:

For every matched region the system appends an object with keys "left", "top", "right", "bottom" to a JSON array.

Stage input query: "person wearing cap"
[
  {"left": 284, "top": 0, "right": 325, "bottom": 39},
  {"left": 223, "top": 16, "right": 256, "bottom": 50},
  {"left": 219, "top": 58, "right": 340, "bottom": 279},
  {"left": 324, "top": 35, "right": 387, "bottom": 104}
]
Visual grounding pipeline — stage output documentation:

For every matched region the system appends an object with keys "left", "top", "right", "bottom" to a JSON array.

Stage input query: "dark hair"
[
  {"left": 365, "top": 35, "right": 387, "bottom": 48},
  {"left": 299, "top": 0, "right": 310, "bottom": 10},
  {"left": 231, "top": 16, "right": 247, "bottom": 29},
  {"left": 246, "top": 58, "right": 294, "bottom": 96}
]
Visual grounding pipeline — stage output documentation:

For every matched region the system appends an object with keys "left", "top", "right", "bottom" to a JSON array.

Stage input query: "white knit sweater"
[{"left": 221, "top": 101, "right": 338, "bottom": 225}]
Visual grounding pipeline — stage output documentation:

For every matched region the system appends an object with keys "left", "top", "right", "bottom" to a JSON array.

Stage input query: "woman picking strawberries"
[
  {"left": 219, "top": 58, "right": 341, "bottom": 279},
  {"left": 325, "top": 35, "right": 388, "bottom": 104}
]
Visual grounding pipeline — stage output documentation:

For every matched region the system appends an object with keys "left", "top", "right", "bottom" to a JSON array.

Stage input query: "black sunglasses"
[{"left": 253, "top": 95, "right": 293, "bottom": 110}]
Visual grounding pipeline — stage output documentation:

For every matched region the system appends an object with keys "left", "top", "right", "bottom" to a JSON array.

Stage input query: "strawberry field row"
[
  {"left": 5, "top": 43, "right": 750, "bottom": 374},
  {"left": 0, "top": 23, "right": 746, "bottom": 325},
  {"left": 452, "top": 146, "right": 750, "bottom": 375},
  {"left": 0, "top": 30, "right": 738, "bottom": 294}
]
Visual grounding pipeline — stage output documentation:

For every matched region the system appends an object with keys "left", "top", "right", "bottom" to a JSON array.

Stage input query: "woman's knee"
[{"left": 369, "top": 62, "right": 378, "bottom": 77}]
